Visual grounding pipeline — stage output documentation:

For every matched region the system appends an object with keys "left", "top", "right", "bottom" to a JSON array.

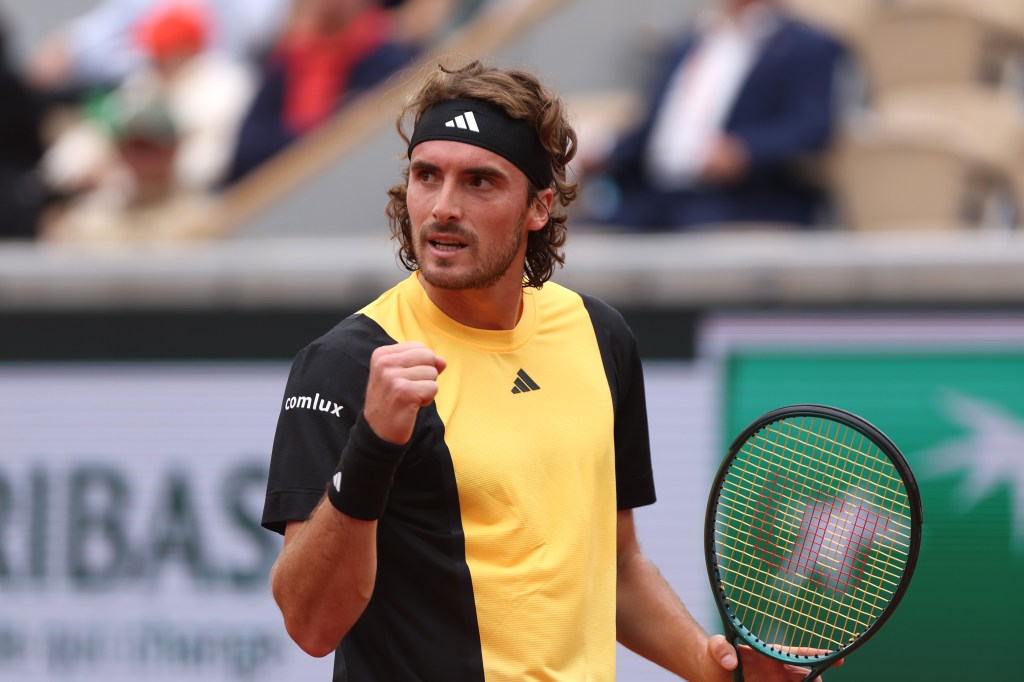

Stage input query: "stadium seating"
[{"left": 784, "top": 0, "right": 1024, "bottom": 231}]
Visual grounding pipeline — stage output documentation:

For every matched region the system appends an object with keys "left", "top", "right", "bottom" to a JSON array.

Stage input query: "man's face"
[
  {"left": 118, "top": 136, "right": 177, "bottom": 187},
  {"left": 405, "top": 140, "right": 549, "bottom": 292}
]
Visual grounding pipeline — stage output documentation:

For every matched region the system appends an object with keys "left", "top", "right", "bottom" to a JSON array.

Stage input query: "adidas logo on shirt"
[
  {"left": 445, "top": 111, "right": 480, "bottom": 132},
  {"left": 511, "top": 369, "right": 540, "bottom": 394}
]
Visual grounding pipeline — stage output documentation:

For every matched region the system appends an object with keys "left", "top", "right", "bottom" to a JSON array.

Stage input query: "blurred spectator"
[
  {"left": 225, "top": 0, "right": 419, "bottom": 183},
  {"left": 583, "top": 0, "right": 846, "bottom": 231},
  {"left": 26, "top": 0, "right": 287, "bottom": 96},
  {"left": 387, "top": 0, "right": 463, "bottom": 46},
  {"left": 43, "top": 93, "right": 215, "bottom": 244},
  {"left": 126, "top": 1, "right": 257, "bottom": 188},
  {"left": 0, "top": 14, "right": 48, "bottom": 239},
  {"left": 41, "top": 1, "right": 257, "bottom": 201}
]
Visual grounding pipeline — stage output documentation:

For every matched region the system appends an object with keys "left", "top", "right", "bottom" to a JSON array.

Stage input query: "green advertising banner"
[{"left": 723, "top": 349, "right": 1024, "bottom": 680}]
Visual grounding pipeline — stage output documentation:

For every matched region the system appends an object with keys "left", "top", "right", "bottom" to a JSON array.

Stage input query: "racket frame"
[{"left": 704, "top": 404, "right": 923, "bottom": 680}]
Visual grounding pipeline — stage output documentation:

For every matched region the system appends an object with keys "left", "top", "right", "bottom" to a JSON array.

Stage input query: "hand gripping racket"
[{"left": 705, "top": 405, "right": 923, "bottom": 681}]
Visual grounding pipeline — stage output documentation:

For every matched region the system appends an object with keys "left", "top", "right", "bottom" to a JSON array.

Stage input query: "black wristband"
[{"left": 326, "top": 412, "right": 409, "bottom": 521}]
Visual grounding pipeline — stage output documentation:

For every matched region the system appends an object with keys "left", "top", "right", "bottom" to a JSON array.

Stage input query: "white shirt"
[{"left": 644, "top": 4, "right": 780, "bottom": 189}]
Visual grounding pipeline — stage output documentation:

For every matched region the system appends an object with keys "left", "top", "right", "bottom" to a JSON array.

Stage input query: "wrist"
[{"left": 326, "top": 412, "right": 409, "bottom": 521}]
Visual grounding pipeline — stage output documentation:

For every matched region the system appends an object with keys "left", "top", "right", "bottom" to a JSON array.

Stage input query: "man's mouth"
[{"left": 429, "top": 239, "right": 467, "bottom": 252}]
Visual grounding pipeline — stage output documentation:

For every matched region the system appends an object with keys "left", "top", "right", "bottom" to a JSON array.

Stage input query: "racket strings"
[
  {"left": 713, "top": 416, "right": 913, "bottom": 652},
  {"left": 751, "top": 424, "right": 912, "bottom": 533},
  {"left": 736, "top": 424, "right": 912, "bottom": 578},
  {"left": 770, "top": 419, "right": 892, "bottom": 643},
  {"left": 716, "top": 458, "right": 868, "bottom": 647},
  {"left": 712, "top": 539, "right": 884, "bottom": 634},
  {"left": 776, "top": 417, "right": 911, "bottom": 614},
  {"left": 796, "top": 420, "right": 909, "bottom": 635},
  {"left": 729, "top": 417, "right": 905, "bottom": 647},
  {"left": 717, "top": 482, "right": 907, "bottom": 599},
  {"left": 783, "top": 421, "right": 911, "bottom": 520},
  {"left": 721, "top": 444, "right": 913, "bottom": 556},
  {"left": 793, "top": 420, "right": 900, "bottom": 646}
]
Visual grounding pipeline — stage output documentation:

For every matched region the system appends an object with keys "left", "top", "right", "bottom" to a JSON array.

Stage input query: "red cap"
[{"left": 136, "top": 1, "right": 211, "bottom": 61}]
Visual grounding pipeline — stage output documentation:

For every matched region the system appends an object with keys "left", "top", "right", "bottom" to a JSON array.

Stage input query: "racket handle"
[{"left": 725, "top": 629, "right": 744, "bottom": 682}]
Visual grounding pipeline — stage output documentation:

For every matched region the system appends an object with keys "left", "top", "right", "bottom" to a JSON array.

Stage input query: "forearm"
[
  {"left": 271, "top": 497, "right": 377, "bottom": 657},
  {"left": 617, "top": 549, "right": 711, "bottom": 680}
]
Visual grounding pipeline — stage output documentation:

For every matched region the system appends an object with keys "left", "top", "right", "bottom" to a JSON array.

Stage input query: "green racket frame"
[{"left": 704, "top": 404, "right": 923, "bottom": 682}]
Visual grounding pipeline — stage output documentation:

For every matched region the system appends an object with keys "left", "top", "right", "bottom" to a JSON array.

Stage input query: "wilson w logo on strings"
[{"left": 722, "top": 438, "right": 910, "bottom": 603}]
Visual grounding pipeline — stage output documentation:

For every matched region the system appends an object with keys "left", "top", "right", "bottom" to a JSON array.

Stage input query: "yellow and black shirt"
[{"left": 262, "top": 273, "right": 656, "bottom": 681}]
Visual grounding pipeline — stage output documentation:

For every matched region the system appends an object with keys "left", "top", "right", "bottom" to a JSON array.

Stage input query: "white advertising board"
[{"left": 0, "top": 363, "right": 332, "bottom": 681}]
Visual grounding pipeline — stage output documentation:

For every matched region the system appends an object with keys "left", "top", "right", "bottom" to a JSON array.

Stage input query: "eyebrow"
[
  {"left": 462, "top": 166, "right": 506, "bottom": 179},
  {"left": 410, "top": 159, "right": 509, "bottom": 180},
  {"left": 410, "top": 160, "right": 439, "bottom": 174}
]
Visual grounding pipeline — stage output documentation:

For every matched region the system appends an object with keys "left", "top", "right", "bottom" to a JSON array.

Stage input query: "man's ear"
[{"left": 528, "top": 188, "right": 555, "bottom": 231}]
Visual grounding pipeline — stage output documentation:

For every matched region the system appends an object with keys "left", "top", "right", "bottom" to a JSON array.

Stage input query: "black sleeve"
[
  {"left": 261, "top": 315, "right": 391, "bottom": 534},
  {"left": 581, "top": 295, "right": 657, "bottom": 510}
]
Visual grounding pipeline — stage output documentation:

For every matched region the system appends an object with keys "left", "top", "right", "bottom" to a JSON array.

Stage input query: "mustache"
[{"left": 419, "top": 221, "right": 475, "bottom": 242}]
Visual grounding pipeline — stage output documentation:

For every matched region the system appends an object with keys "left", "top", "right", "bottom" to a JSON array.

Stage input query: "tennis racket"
[{"left": 705, "top": 405, "right": 923, "bottom": 681}]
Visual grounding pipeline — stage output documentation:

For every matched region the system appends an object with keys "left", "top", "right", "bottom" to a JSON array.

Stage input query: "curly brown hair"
[{"left": 386, "top": 61, "right": 579, "bottom": 289}]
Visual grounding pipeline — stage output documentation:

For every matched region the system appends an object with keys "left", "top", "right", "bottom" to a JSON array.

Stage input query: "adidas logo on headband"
[{"left": 445, "top": 111, "right": 480, "bottom": 132}]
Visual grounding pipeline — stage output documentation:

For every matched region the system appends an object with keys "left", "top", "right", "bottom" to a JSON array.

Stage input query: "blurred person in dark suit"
[
  {"left": 583, "top": 0, "right": 846, "bottom": 231},
  {"left": 225, "top": 0, "right": 419, "bottom": 183}
]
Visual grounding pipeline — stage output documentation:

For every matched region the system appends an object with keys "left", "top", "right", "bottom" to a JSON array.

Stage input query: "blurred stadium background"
[{"left": 2, "top": 0, "right": 1023, "bottom": 680}]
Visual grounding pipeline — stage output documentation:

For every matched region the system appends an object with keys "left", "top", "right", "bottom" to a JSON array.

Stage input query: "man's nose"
[{"left": 432, "top": 181, "right": 463, "bottom": 224}]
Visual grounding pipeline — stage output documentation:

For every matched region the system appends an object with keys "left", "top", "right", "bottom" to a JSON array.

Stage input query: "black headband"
[{"left": 408, "top": 98, "right": 553, "bottom": 189}]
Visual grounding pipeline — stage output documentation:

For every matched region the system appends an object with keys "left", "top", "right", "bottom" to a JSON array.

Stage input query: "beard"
[{"left": 414, "top": 216, "right": 526, "bottom": 291}]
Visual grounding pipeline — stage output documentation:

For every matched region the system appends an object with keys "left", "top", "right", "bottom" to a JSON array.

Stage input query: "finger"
[
  {"left": 388, "top": 357, "right": 443, "bottom": 405},
  {"left": 371, "top": 346, "right": 443, "bottom": 384},
  {"left": 707, "top": 634, "right": 738, "bottom": 670},
  {"left": 380, "top": 346, "right": 438, "bottom": 369},
  {"left": 400, "top": 365, "right": 442, "bottom": 382},
  {"left": 783, "top": 664, "right": 814, "bottom": 680},
  {"left": 399, "top": 349, "right": 446, "bottom": 376},
  {"left": 382, "top": 370, "right": 440, "bottom": 404},
  {"left": 405, "top": 377, "right": 440, "bottom": 407},
  {"left": 773, "top": 645, "right": 838, "bottom": 658}
]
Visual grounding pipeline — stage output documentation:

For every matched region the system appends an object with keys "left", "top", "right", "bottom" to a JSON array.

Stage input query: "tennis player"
[{"left": 261, "top": 60, "right": 823, "bottom": 682}]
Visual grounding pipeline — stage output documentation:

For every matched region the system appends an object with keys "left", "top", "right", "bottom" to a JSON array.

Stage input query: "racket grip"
[
  {"left": 733, "top": 655, "right": 744, "bottom": 682},
  {"left": 725, "top": 630, "right": 744, "bottom": 682}
]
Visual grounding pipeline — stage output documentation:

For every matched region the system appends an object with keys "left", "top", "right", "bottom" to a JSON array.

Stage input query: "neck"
[{"left": 417, "top": 273, "right": 525, "bottom": 331}]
